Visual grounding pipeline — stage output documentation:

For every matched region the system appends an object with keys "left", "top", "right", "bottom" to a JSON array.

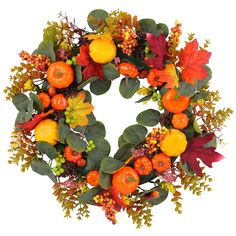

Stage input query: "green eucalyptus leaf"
[
  {"left": 179, "top": 162, "right": 194, "bottom": 176},
  {"left": 29, "top": 92, "right": 44, "bottom": 112},
  {"left": 123, "top": 124, "right": 147, "bottom": 144},
  {"left": 87, "top": 9, "right": 108, "bottom": 31},
  {"left": 147, "top": 187, "right": 169, "bottom": 205},
  {"left": 87, "top": 113, "right": 96, "bottom": 125},
  {"left": 193, "top": 119, "right": 202, "bottom": 134},
  {"left": 66, "top": 132, "right": 87, "bottom": 152},
  {"left": 58, "top": 119, "right": 70, "bottom": 144},
  {"left": 99, "top": 170, "right": 112, "bottom": 190},
  {"left": 77, "top": 76, "right": 98, "bottom": 90},
  {"left": 15, "top": 110, "right": 26, "bottom": 127},
  {"left": 139, "top": 18, "right": 157, "bottom": 34},
  {"left": 118, "top": 134, "right": 127, "bottom": 148},
  {"left": 85, "top": 121, "right": 106, "bottom": 141},
  {"left": 156, "top": 23, "right": 169, "bottom": 37},
  {"left": 101, "top": 157, "right": 125, "bottom": 174},
  {"left": 139, "top": 170, "right": 156, "bottom": 184},
  {"left": 119, "top": 78, "right": 140, "bottom": 99},
  {"left": 88, "top": 138, "right": 111, "bottom": 160},
  {"left": 75, "top": 65, "right": 83, "bottom": 84},
  {"left": 135, "top": 94, "right": 152, "bottom": 103},
  {"left": 136, "top": 109, "right": 160, "bottom": 127},
  {"left": 114, "top": 143, "right": 133, "bottom": 162},
  {"left": 12, "top": 93, "right": 29, "bottom": 111},
  {"left": 90, "top": 79, "right": 111, "bottom": 95},
  {"left": 36, "top": 141, "right": 57, "bottom": 159},
  {"left": 179, "top": 81, "right": 196, "bottom": 97},
  {"left": 103, "top": 63, "right": 120, "bottom": 81},
  {"left": 78, "top": 186, "right": 102, "bottom": 204},
  {"left": 33, "top": 41, "right": 55, "bottom": 61},
  {"left": 25, "top": 100, "right": 34, "bottom": 122},
  {"left": 30, "top": 159, "right": 56, "bottom": 183}
]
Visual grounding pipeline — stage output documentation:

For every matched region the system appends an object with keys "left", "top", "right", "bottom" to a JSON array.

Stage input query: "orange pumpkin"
[
  {"left": 134, "top": 156, "right": 153, "bottom": 175},
  {"left": 118, "top": 62, "right": 139, "bottom": 78},
  {"left": 86, "top": 170, "right": 99, "bottom": 186},
  {"left": 51, "top": 94, "right": 68, "bottom": 110},
  {"left": 172, "top": 113, "right": 189, "bottom": 129},
  {"left": 162, "top": 89, "right": 190, "bottom": 113},
  {"left": 38, "top": 92, "right": 51, "bottom": 108},
  {"left": 112, "top": 166, "right": 139, "bottom": 194},
  {"left": 147, "top": 69, "right": 164, "bottom": 87},
  {"left": 47, "top": 61, "right": 74, "bottom": 89},
  {"left": 152, "top": 153, "right": 171, "bottom": 173}
]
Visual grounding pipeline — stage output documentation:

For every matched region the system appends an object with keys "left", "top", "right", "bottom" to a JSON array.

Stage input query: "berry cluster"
[
  {"left": 64, "top": 107, "right": 77, "bottom": 124},
  {"left": 19, "top": 50, "right": 50, "bottom": 71},
  {"left": 151, "top": 91, "right": 163, "bottom": 110},
  {"left": 145, "top": 127, "right": 167, "bottom": 154},
  {"left": 64, "top": 146, "right": 86, "bottom": 167},
  {"left": 53, "top": 154, "right": 66, "bottom": 176},
  {"left": 94, "top": 191, "right": 117, "bottom": 224},
  {"left": 118, "top": 28, "right": 138, "bottom": 56},
  {"left": 86, "top": 140, "right": 96, "bottom": 152}
]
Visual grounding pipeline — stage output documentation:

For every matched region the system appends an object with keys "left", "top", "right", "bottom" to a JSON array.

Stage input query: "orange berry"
[
  {"left": 38, "top": 92, "right": 51, "bottom": 108},
  {"left": 172, "top": 113, "right": 189, "bottom": 129}
]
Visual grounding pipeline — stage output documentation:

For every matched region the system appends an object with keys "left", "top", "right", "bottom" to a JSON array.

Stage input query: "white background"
[{"left": 0, "top": 0, "right": 236, "bottom": 235}]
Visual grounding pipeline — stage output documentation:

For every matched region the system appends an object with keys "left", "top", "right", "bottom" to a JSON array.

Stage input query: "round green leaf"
[
  {"left": 147, "top": 187, "right": 169, "bottom": 205},
  {"left": 75, "top": 65, "right": 83, "bottom": 84},
  {"left": 101, "top": 157, "right": 125, "bottom": 174},
  {"left": 156, "top": 23, "right": 169, "bottom": 37},
  {"left": 90, "top": 79, "right": 111, "bottom": 95},
  {"left": 29, "top": 92, "right": 44, "bottom": 112},
  {"left": 12, "top": 93, "right": 29, "bottom": 111},
  {"left": 78, "top": 186, "right": 102, "bottom": 204},
  {"left": 136, "top": 109, "right": 161, "bottom": 127},
  {"left": 139, "top": 18, "right": 157, "bottom": 33},
  {"left": 87, "top": 9, "right": 108, "bottom": 30},
  {"left": 179, "top": 81, "right": 196, "bottom": 97},
  {"left": 85, "top": 121, "right": 106, "bottom": 141},
  {"left": 99, "top": 170, "right": 112, "bottom": 190},
  {"left": 88, "top": 138, "right": 111, "bottom": 160},
  {"left": 66, "top": 132, "right": 87, "bottom": 152},
  {"left": 118, "top": 134, "right": 127, "bottom": 148},
  {"left": 103, "top": 63, "right": 120, "bottom": 81},
  {"left": 123, "top": 124, "right": 147, "bottom": 144},
  {"left": 114, "top": 143, "right": 133, "bottom": 162},
  {"left": 119, "top": 78, "right": 140, "bottom": 99},
  {"left": 36, "top": 141, "right": 57, "bottom": 159},
  {"left": 58, "top": 119, "right": 70, "bottom": 144}
]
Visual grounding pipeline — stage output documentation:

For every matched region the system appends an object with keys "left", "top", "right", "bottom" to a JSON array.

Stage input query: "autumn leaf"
[
  {"left": 145, "top": 33, "right": 167, "bottom": 69},
  {"left": 180, "top": 133, "right": 224, "bottom": 177},
  {"left": 156, "top": 64, "right": 179, "bottom": 88},
  {"left": 76, "top": 45, "right": 103, "bottom": 81},
  {"left": 18, "top": 109, "right": 54, "bottom": 131},
  {"left": 178, "top": 39, "right": 211, "bottom": 84},
  {"left": 67, "top": 92, "right": 94, "bottom": 128}
]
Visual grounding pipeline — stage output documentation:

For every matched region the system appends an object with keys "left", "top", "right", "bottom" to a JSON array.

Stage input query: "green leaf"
[
  {"left": 78, "top": 186, "right": 102, "bottom": 204},
  {"left": 156, "top": 23, "right": 169, "bottom": 37},
  {"left": 43, "top": 25, "right": 58, "bottom": 44},
  {"left": 179, "top": 81, "right": 196, "bottom": 97},
  {"left": 179, "top": 162, "right": 194, "bottom": 176},
  {"left": 74, "top": 125, "right": 87, "bottom": 133},
  {"left": 87, "top": 9, "right": 108, "bottom": 31},
  {"left": 58, "top": 119, "right": 70, "bottom": 144},
  {"left": 36, "top": 141, "right": 57, "bottom": 159},
  {"left": 135, "top": 94, "right": 152, "bottom": 103},
  {"left": 12, "top": 93, "right": 29, "bottom": 111},
  {"left": 120, "top": 53, "right": 149, "bottom": 70},
  {"left": 103, "top": 63, "right": 120, "bottom": 80},
  {"left": 66, "top": 132, "right": 87, "bottom": 152},
  {"left": 195, "top": 65, "right": 212, "bottom": 90},
  {"left": 118, "top": 135, "right": 127, "bottom": 148},
  {"left": 99, "top": 170, "right": 112, "bottom": 190},
  {"left": 182, "top": 125, "right": 195, "bottom": 140},
  {"left": 101, "top": 157, "right": 125, "bottom": 174},
  {"left": 193, "top": 119, "right": 202, "bottom": 134},
  {"left": 29, "top": 92, "right": 44, "bottom": 112},
  {"left": 119, "top": 78, "right": 140, "bottom": 99},
  {"left": 123, "top": 124, "right": 147, "bottom": 144},
  {"left": 136, "top": 109, "right": 160, "bottom": 127},
  {"left": 147, "top": 187, "right": 169, "bottom": 206},
  {"left": 160, "top": 86, "right": 168, "bottom": 95},
  {"left": 75, "top": 65, "right": 83, "bottom": 84},
  {"left": 25, "top": 100, "right": 34, "bottom": 122},
  {"left": 139, "top": 171, "right": 156, "bottom": 184},
  {"left": 77, "top": 76, "right": 98, "bottom": 90},
  {"left": 33, "top": 41, "right": 55, "bottom": 61},
  {"left": 84, "top": 90, "right": 92, "bottom": 103},
  {"left": 15, "top": 110, "right": 26, "bottom": 126},
  {"left": 204, "top": 135, "right": 217, "bottom": 148},
  {"left": 90, "top": 79, "right": 111, "bottom": 95},
  {"left": 114, "top": 143, "right": 133, "bottom": 162},
  {"left": 85, "top": 121, "right": 106, "bottom": 141},
  {"left": 139, "top": 19, "right": 157, "bottom": 34},
  {"left": 88, "top": 138, "right": 111, "bottom": 160},
  {"left": 30, "top": 159, "right": 56, "bottom": 183},
  {"left": 87, "top": 113, "right": 96, "bottom": 125}
]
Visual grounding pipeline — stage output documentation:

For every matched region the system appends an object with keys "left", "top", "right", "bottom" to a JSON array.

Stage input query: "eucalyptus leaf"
[
  {"left": 85, "top": 121, "right": 106, "bottom": 141},
  {"left": 66, "top": 132, "right": 87, "bottom": 152},
  {"left": 78, "top": 186, "right": 102, "bottom": 204},
  {"left": 58, "top": 119, "right": 70, "bottom": 144},
  {"left": 99, "top": 170, "right": 112, "bottom": 190},
  {"left": 136, "top": 109, "right": 160, "bottom": 127},
  {"left": 77, "top": 76, "right": 98, "bottom": 90},
  {"left": 33, "top": 41, "right": 55, "bottom": 61},
  {"left": 118, "top": 135, "right": 127, "bottom": 148},
  {"left": 103, "top": 63, "right": 120, "bottom": 80},
  {"left": 123, "top": 124, "right": 147, "bottom": 144},
  {"left": 139, "top": 18, "right": 157, "bottom": 34},
  {"left": 29, "top": 92, "right": 44, "bottom": 112},
  {"left": 36, "top": 141, "right": 57, "bottom": 159},
  {"left": 114, "top": 143, "right": 133, "bottom": 162},
  {"left": 90, "top": 79, "right": 111, "bottom": 95},
  {"left": 147, "top": 187, "right": 169, "bottom": 205},
  {"left": 135, "top": 94, "right": 152, "bottom": 103},
  {"left": 88, "top": 138, "right": 111, "bottom": 160},
  {"left": 156, "top": 23, "right": 169, "bottom": 37},
  {"left": 87, "top": 9, "right": 108, "bottom": 31},
  {"left": 101, "top": 157, "right": 125, "bottom": 174},
  {"left": 119, "top": 78, "right": 140, "bottom": 99},
  {"left": 75, "top": 65, "right": 83, "bottom": 84},
  {"left": 12, "top": 93, "right": 29, "bottom": 111}
]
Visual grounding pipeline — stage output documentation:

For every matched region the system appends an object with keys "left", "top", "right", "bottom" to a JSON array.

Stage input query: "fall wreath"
[{"left": 4, "top": 9, "right": 233, "bottom": 227}]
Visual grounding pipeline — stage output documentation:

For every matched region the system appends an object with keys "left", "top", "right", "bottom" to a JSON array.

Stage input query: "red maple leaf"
[
  {"left": 145, "top": 33, "right": 167, "bottom": 69},
  {"left": 180, "top": 133, "right": 224, "bottom": 177},
  {"left": 17, "top": 109, "right": 54, "bottom": 131},
  {"left": 76, "top": 45, "right": 103, "bottom": 80},
  {"left": 178, "top": 39, "right": 211, "bottom": 84}
]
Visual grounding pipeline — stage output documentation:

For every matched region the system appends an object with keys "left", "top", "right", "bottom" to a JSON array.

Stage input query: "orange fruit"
[
  {"left": 86, "top": 170, "right": 99, "bottom": 186},
  {"left": 51, "top": 94, "right": 68, "bottom": 110},
  {"left": 160, "top": 129, "right": 187, "bottom": 156},
  {"left": 162, "top": 89, "right": 190, "bottom": 113},
  {"left": 172, "top": 113, "right": 189, "bottom": 129},
  {"left": 134, "top": 156, "right": 153, "bottom": 175},
  {"left": 38, "top": 92, "right": 51, "bottom": 108},
  {"left": 34, "top": 119, "right": 58, "bottom": 145},
  {"left": 89, "top": 38, "right": 117, "bottom": 64},
  {"left": 152, "top": 153, "right": 171, "bottom": 172}
]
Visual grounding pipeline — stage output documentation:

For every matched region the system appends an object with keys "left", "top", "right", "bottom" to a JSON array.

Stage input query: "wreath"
[{"left": 4, "top": 9, "right": 233, "bottom": 227}]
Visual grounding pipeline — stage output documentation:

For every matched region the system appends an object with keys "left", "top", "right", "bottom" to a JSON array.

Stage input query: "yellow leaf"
[
  {"left": 85, "top": 33, "right": 113, "bottom": 41},
  {"left": 67, "top": 92, "right": 94, "bottom": 128},
  {"left": 157, "top": 64, "right": 179, "bottom": 88}
]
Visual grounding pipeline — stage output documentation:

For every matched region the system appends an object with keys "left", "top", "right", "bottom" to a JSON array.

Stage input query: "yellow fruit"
[
  {"left": 160, "top": 129, "right": 187, "bottom": 157},
  {"left": 89, "top": 38, "right": 117, "bottom": 64},
  {"left": 34, "top": 119, "right": 58, "bottom": 145}
]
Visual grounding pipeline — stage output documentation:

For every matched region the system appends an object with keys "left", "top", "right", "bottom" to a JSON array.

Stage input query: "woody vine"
[{"left": 4, "top": 9, "right": 232, "bottom": 227}]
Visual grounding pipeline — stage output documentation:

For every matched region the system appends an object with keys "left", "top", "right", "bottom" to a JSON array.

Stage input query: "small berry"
[
  {"left": 66, "top": 107, "right": 71, "bottom": 111},
  {"left": 66, "top": 59, "right": 72, "bottom": 65},
  {"left": 87, "top": 146, "right": 92, "bottom": 152},
  {"left": 89, "top": 140, "right": 94, "bottom": 145},
  {"left": 91, "top": 144, "right": 96, "bottom": 149},
  {"left": 64, "top": 111, "right": 69, "bottom": 115},
  {"left": 66, "top": 118, "right": 71, "bottom": 123}
]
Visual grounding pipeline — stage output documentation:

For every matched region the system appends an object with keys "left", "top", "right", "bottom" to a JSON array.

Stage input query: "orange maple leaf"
[
  {"left": 156, "top": 64, "right": 179, "bottom": 88},
  {"left": 178, "top": 39, "right": 211, "bottom": 84},
  {"left": 67, "top": 92, "right": 94, "bottom": 128}
]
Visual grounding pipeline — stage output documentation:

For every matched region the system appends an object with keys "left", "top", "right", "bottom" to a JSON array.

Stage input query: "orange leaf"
[
  {"left": 67, "top": 92, "right": 94, "bottom": 128},
  {"left": 156, "top": 64, "right": 179, "bottom": 88},
  {"left": 178, "top": 39, "right": 211, "bottom": 84}
]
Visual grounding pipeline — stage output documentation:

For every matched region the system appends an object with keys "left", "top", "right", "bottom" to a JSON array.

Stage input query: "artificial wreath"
[{"left": 4, "top": 9, "right": 233, "bottom": 227}]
